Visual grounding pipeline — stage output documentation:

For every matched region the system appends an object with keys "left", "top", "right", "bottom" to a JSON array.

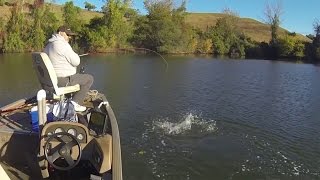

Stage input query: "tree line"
[{"left": 0, "top": 0, "right": 320, "bottom": 63}]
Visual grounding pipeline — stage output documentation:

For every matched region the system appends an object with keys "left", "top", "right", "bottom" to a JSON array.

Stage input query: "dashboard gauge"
[
  {"left": 77, "top": 133, "right": 84, "bottom": 140},
  {"left": 67, "top": 128, "right": 77, "bottom": 136},
  {"left": 54, "top": 128, "right": 64, "bottom": 137}
]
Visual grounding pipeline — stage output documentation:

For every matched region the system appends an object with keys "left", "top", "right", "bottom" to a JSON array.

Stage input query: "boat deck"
[
  {"left": 0, "top": 111, "right": 33, "bottom": 133},
  {"left": 0, "top": 108, "right": 40, "bottom": 179},
  {"left": 1, "top": 161, "right": 33, "bottom": 180}
]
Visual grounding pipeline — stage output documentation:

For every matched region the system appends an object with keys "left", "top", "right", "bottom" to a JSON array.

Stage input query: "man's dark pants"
[{"left": 57, "top": 74, "right": 94, "bottom": 105}]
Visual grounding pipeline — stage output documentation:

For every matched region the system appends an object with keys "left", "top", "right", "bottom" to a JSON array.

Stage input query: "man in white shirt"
[{"left": 44, "top": 26, "right": 93, "bottom": 112}]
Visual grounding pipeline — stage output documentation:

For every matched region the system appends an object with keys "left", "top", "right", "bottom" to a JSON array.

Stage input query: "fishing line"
[
  {"left": 79, "top": 48, "right": 169, "bottom": 72},
  {"left": 130, "top": 48, "right": 169, "bottom": 72}
]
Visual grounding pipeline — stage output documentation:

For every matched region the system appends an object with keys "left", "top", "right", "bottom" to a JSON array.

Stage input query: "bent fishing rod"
[{"left": 78, "top": 48, "right": 169, "bottom": 72}]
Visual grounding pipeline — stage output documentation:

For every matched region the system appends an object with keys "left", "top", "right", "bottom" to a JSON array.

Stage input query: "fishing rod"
[
  {"left": 0, "top": 99, "right": 55, "bottom": 115},
  {"left": 79, "top": 48, "right": 169, "bottom": 72},
  {"left": 0, "top": 103, "right": 36, "bottom": 115},
  {"left": 79, "top": 53, "right": 89, "bottom": 57}
]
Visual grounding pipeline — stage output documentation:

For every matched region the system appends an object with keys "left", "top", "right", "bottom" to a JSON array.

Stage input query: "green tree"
[
  {"left": 81, "top": 18, "right": 109, "bottom": 52},
  {"left": 198, "top": 38, "right": 213, "bottom": 54},
  {"left": 209, "top": 10, "right": 248, "bottom": 57},
  {"left": 124, "top": 7, "right": 138, "bottom": 19},
  {"left": 292, "top": 41, "right": 305, "bottom": 59},
  {"left": 171, "top": 1, "right": 197, "bottom": 53},
  {"left": 278, "top": 34, "right": 295, "bottom": 57},
  {"left": 306, "top": 34, "right": 314, "bottom": 40},
  {"left": 278, "top": 33, "right": 305, "bottom": 59},
  {"left": 131, "top": 15, "right": 149, "bottom": 48},
  {"left": 193, "top": 28, "right": 212, "bottom": 54},
  {"left": 136, "top": 0, "right": 194, "bottom": 53},
  {"left": 305, "top": 19, "right": 320, "bottom": 62},
  {"left": 103, "top": 0, "right": 134, "bottom": 48},
  {"left": 264, "top": 1, "right": 282, "bottom": 45},
  {"left": 313, "top": 20, "right": 320, "bottom": 46},
  {"left": 63, "top": 1, "right": 84, "bottom": 51},
  {"left": 81, "top": 0, "right": 134, "bottom": 52},
  {"left": 144, "top": 0, "right": 176, "bottom": 52},
  {"left": 63, "top": 1, "right": 83, "bottom": 33},
  {"left": 312, "top": 20, "right": 320, "bottom": 61},
  {"left": 0, "top": 0, "right": 5, "bottom": 6},
  {"left": 22, "top": 1, "right": 58, "bottom": 51},
  {"left": 0, "top": 17, "right": 5, "bottom": 51},
  {"left": 42, "top": 5, "right": 59, "bottom": 39},
  {"left": 28, "top": 2, "right": 46, "bottom": 51},
  {"left": 4, "top": 4, "right": 25, "bottom": 52},
  {"left": 84, "top": 1, "right": 96, "bottom": 11}
]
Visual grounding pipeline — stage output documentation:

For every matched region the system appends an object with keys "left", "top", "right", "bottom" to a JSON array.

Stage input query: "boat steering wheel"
[{"left": 44, "top": 132, "right": 82, "bottom": 171}]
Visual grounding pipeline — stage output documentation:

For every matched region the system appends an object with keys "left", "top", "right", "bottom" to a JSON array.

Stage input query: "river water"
[{"left": 0, "top": 53, "right": 320, "bottom": 180}]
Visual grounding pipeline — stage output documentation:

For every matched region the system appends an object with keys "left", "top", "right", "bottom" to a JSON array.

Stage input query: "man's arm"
[{"left": 64, "top": 43, "right": 80, "bottom": 67}]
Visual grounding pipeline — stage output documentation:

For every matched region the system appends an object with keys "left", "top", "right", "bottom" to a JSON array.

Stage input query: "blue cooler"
[{"left": 30, "top": 105, "right": 54, "bottom": 132}]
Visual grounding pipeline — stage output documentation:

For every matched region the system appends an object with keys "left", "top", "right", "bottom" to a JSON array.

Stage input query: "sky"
[{"left": 54, "top": 0, "right": 320, "bottom": 35}]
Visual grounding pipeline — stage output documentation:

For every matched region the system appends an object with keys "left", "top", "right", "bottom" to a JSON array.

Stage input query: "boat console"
[{"left": 38, "top": 109, "right": 112, "bottom": 179}]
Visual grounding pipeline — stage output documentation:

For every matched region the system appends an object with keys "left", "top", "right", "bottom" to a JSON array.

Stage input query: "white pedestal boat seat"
[{"left": 31, "top": 52, "right": 80, "bottom": 100}]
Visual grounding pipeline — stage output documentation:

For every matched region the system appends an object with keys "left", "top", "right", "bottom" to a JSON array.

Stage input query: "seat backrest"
[{"left": 32, "top": 52, "right": 59, "bottom": 95}]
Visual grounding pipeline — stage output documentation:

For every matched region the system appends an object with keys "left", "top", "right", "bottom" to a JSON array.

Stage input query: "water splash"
[
  {"left": 131, "top": 112, "right": 218, "bottom": 179},
  {"left": 154, "top": 114, "right": 192, "bottom": 135},
  {"left": 153, "top": 113, "right": 218, "bottom": 135}
]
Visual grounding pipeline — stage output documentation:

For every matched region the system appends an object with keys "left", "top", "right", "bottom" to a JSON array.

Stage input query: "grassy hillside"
[
  {"left": 45, "top": 3, "right": 103, "bottom": 23},
  {"left": 0, "top": 3, "right": 310, "bottom": 43},
  {"left": 186, "top": 13, "right": 310, "bottom": 43},
  {"left": 0, "top": 2, "right": 103, "bottom": 25}
]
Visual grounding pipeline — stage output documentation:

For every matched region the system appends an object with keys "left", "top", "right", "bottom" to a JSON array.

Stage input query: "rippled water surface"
[{"left": 1, "top": 54, "right": 320, "bottom": 179}]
